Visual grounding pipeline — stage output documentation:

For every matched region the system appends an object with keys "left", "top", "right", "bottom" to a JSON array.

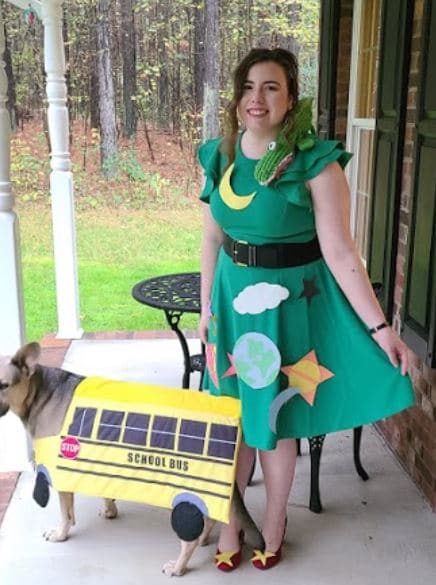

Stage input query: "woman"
[{"left": 198, "top": 48, "right": 414, "bottom": 571}]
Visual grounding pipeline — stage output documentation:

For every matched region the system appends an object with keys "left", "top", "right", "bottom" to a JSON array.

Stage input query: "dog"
[{"left": 0, "top": 342, "right": 264, "bottom": 576}]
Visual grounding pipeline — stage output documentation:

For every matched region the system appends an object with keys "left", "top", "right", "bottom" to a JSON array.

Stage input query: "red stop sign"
[{"left": 60, "top": 436, "right": 81, "bottom": 459}]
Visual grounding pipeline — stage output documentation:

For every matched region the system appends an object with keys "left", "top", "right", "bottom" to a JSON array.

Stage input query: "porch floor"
[{"left": 0, "top": 333, "right": 435, "bottom": 584}]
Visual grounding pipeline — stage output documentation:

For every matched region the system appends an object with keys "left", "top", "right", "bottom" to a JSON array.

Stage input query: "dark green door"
[
  {"left": 403, "top": 0, "right": 436, "bottom": 367},
  {"left": 366, "top": 0, "right": 414, "bottom": 317},
  {"left": 317, "top": 0, "right": 340, "bottom": 139}
]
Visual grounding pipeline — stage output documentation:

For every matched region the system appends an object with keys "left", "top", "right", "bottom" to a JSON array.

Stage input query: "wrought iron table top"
[{"left": 132, "top": 272, "right": 201, "bottom": 314}]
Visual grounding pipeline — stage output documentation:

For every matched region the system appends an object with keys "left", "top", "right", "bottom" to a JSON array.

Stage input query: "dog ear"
[{"left": 11, "top": 342, "right": 41, "bottom": 376}]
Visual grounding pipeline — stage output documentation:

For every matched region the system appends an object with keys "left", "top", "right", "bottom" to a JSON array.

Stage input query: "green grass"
[{"left": 19, "top": 203, "right": 202, "bottom": 341}]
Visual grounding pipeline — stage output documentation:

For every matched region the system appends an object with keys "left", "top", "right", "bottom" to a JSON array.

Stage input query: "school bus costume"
[{"left": 33, "top": 377, "right": 241, "bottom": 530}]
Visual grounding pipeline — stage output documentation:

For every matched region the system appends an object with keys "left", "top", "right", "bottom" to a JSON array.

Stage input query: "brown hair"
[{"left": 222, "top": 48, "right": 299, "bottom": 166}]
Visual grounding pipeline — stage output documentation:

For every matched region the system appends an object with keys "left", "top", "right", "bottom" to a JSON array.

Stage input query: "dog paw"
[
  {"left": 43, "top": 528, "right": 68, "bottom": 542},
  {"left": 102, "top": 502, "right": 118, "bottom": 519},
  {"left": 162, "top": 560, "right": 186, "bottom": 577},
  {"left": 100, "top": 498, "right": 118, "bottom": 519}
]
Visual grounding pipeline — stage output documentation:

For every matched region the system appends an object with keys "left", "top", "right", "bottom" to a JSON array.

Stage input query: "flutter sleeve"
[
  {"left": 275, "top": 139, "right": 353, "bottom": 208},
  {"left": 197, "top": 137, "right": 223, "bottom": 203}
]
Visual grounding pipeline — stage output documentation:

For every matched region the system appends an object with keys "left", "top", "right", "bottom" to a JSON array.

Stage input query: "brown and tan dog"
[{"left": 0, "top": 342, "right": 264, "bottom": 576}]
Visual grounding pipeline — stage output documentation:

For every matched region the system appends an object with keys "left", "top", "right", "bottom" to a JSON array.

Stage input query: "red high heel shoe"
[
  {"left": 251, "top": 518, "right": 287, "bottom": 570},
  {"left": 214, "top": 530, "right": 244, "bottom": 572}
]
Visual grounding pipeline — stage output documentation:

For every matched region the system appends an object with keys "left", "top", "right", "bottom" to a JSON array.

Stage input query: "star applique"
[
  {"left": 250, "top": 549, "right": 277, "bottom": 567},
  {"left": 298, "top": 277, "right": 320, "bottom": 305},
  {"left": 281, "top": 350, "right": 334, "bottom": 405},
  {"left": 206, "top": 343, "right": 219, "bottom": 388},
  {"left": 222, "top": 352, "right": 237, "bottom": 378},
  {"left": 214, "top": 550, "right": 240, "bottom": 567}
]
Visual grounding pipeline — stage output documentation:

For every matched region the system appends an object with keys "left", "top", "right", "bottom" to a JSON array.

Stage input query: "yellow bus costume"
[{"left": 33, "top": 377, "right": 241, "bottom": 527}]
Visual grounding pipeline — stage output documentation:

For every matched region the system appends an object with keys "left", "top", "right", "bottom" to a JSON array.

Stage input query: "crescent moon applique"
[{"left": 219, "top": 163, "right": 256, "bottom": 210}]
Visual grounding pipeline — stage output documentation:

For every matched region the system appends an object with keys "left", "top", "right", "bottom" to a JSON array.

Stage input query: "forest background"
[{"left": 3, "top": 0, "right": 319, "bottom": 340}]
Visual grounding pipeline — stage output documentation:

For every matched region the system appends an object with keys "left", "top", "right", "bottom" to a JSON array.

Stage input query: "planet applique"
[
  {"left": 230, "top": 332, "right": 281, "bottom": 389},
  {"left": 269, "top": 350, "right": 334, "bottom": 433},
  {"left": 281, "top": 350, "right": 334, "bottom": 404}
]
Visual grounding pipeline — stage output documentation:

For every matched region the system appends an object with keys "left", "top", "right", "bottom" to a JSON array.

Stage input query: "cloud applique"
[{"left": 233, "top": 283, "right": 290, "bottom": 315}]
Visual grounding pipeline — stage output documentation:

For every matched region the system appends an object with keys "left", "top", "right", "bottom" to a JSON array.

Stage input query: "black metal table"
[{"left": 132, "top": 272, "right": 205, "bottom": 389}]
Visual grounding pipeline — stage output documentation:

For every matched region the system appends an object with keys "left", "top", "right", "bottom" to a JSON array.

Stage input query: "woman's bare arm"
[
  {"left": 308, "top": 162, "right": 409, "bottom": 375},
  {"left": 199, "top": 203, "right": 224, "bottom": 344}
]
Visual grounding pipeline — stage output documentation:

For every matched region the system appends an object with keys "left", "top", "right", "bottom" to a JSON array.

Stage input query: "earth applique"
[{"left": 223, "top": 332, "right": 281, "bottom": 389}]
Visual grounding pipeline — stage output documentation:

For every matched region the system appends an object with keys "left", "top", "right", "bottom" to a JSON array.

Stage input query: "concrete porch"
[{"left": 0, "top": 333, "right": 435, "bottom": 584}]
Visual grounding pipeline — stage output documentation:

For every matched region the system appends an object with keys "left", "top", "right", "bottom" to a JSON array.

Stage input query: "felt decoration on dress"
[
  {"left": 269, "top": 351, "right": 334, "bottom": 433},
  {"left": 281, "top": 350, "right": 334, "bottom": 404},
  {"left": 206, "top": 343, "right": 219, "bottom": 387},
  {"left": 223, "top": 332, "right": 281, "bottom": 389},
  {"left": 219, "top": 164, "right": 257, "bottom": 210},
  {"left": 298, "top": 277, "right": 321, "bottom": 305},
  {"left": 232, "top": 283, "right": 290, "bottom": 315}
]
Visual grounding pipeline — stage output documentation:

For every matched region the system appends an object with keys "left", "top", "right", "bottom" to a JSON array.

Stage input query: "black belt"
[{"left": 222, "top": 234, "right": 322, "bottom": 268}]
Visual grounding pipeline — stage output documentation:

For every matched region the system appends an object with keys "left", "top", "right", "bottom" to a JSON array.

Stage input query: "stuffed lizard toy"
[{"left": 254, "top": 96, "right": 316, "bottom": 186}]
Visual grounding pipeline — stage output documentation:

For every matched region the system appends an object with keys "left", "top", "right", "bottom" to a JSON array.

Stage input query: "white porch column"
[
  {"left": 0, "top": 5, "right": 25, "bottom": 355},
  {"left": 0, "top": 4, "right": 31, "bottom": 471},
  {"left": 42, "top": 0, "right": 83, "bottom": 339}
]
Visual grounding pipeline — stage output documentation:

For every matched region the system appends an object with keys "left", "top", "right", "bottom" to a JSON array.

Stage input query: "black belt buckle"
[{"left": 231, "top": 239, "right": 257, "bottom": 267}]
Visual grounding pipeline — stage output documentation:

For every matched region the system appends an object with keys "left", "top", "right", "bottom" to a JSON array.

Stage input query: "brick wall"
[
  {"left": 335, "top": 0, "right": 353, "bottom": 141},
  {"left": 378, "top": 0, "right": 436, "bottom": 513},
  {"left": 337, "top": 0, "right": 436, "bottom": 511}
]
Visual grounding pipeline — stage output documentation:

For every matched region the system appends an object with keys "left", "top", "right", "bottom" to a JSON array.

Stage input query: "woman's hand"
[
  {"left": 372, "top": 326, "right": 409, "bottom": 376},
  {"left": 199, "top": 312, "right": 209, "bottom": 345}
]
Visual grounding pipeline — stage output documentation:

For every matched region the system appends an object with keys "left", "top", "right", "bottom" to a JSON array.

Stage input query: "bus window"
[
  {"left": 150, "top": 416, "right": 177, "bottom": 450},
  {"left": 178, "top": 419, "right": 207, "bottom": 455},
  {"left": 122, "top": 413, "right": 150, "bottom": 446},
  {"left": 97, "top": 410, "right": 124, "bottom": 442},
  {"left": 68, "top": 407, "right": 97, "bottom": 438},
  {"left": 207, "top": 424, "right": 238, "bottom": 460}
]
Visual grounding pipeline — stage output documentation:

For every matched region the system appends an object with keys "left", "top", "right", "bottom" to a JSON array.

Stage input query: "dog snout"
[
  {"left": 0, "top": 381, "right": 10, "bottom": 416},
  {"left": 0, "top": 401, "right": 10, "bottom": 417}
]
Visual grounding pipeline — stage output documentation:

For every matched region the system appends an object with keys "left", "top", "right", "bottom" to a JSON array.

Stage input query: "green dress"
[{"left": 198, "top": 136, "right": 415, "bottom": 450}]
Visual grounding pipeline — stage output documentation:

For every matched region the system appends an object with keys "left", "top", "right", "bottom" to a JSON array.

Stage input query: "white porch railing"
[
  {"left": 1, "top": 0, "right": 83, "bottom": 470},
  {"left": 1, "top": 0, "right": 83, "bottom": 355}
]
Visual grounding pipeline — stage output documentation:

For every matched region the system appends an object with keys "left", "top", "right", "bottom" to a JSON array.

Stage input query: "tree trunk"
[
  {"left": 3, "top": 21, "right": 17, "bottom": 131},
  {"left": 193, "top": 0, "right": 204, "bottom": 114},
  {"left": 89, "top": 8, "right": 100, "bottom": 130},
  {"left": 285, "top": 2, "right": 300, "bottom": 57},
  {"left": 157, "top": 32, "right": 170, "bottom": 130},
  {"left": 172, "top": 39, "right": 181, "bottom": 133},
  {"left": 120, "top": 0, "right": 137, "bottom": 139},
  {"left": 246, "top": 0, "right": 253, "bottom": 52},
  {"left": 89, "top": 50, "right": 100, "bottom": 129},
  {"left": 202, "top": 0, "right": 220, "bottom": 140},
  {"left": 96, "top": 0, "right": 118, "bottom": 176}
]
